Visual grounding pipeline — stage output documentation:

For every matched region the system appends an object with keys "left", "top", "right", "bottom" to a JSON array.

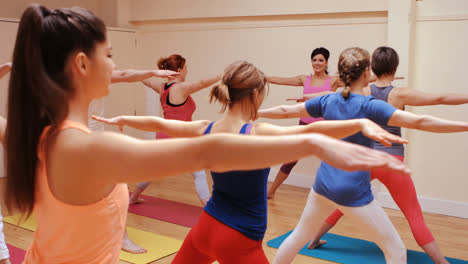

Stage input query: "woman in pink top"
[
  {"left": 266, "top": 47, "right": 342, "bottom": 198},
  {"left": 131, "top": 55, "right": 221, "bottom": 207},
  {"left": 3, "top": 5, "right": 408, "bottom": 263}
]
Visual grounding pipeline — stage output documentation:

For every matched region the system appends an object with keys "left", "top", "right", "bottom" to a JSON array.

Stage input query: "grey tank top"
[{"left": 370, "top": 84, "right": 404, "bottom": 156}]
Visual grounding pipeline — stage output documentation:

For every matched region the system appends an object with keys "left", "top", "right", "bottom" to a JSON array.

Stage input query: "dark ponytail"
[{"left": 4, "top": 4, "right": 106, "bottom": 216}]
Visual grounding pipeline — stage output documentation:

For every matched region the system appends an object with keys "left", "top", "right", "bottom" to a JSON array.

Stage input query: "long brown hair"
[
  {"left": 4, "top": 4, "right": 106, "bottom": 216},
  {"left": 338, "top": 47, "right": 370, "bottom": 99},
  {"left": 210, "top": 61, "right": 267, "bottom": 120}
]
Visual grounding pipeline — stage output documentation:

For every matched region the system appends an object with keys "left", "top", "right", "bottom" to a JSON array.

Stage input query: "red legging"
[
  {"left": 172, "top": 211, "right": 269, "bottom": 264},
  {"left": 325, "top": 155, "right": 434, "bottom": 247}
]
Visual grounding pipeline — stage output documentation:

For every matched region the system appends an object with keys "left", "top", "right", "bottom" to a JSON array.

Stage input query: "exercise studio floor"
[{"left": 4, "top": 173, "right": 468, "bottom": 264}]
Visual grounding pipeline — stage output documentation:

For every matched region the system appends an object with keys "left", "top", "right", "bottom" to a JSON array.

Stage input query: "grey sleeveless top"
[{"left": 370, "top": 84, "right": 404, "bottom": 156}]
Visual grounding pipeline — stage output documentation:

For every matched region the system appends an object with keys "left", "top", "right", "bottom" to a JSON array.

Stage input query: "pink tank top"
[
  {"left": 157, "top": 82, "right": 196, "bottom": 139},
  {"left": 300, "top": 75, "right": 332, "bottom": 123},
  {"left": 24, "top": 120, "right": 129, "bottom": 264}
]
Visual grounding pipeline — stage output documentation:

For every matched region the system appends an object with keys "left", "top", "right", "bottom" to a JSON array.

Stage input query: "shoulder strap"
[
  {"left": 37, "top": 120, "right": 90, "bottom": 161},
  {"left": 203, "top": 122, "right": 215, "bottom": 135},
  {"left": 164, "top": 82, "right": 176, "bottom": 91},
  {"left": 240, "top": 123, "right": 253, "bottom": 135}
]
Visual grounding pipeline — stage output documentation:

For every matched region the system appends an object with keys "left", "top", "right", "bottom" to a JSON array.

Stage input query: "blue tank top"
[
  {"left": 305, "top": 93, "right": 397, "bottom": 206},
  {"left": 370, "top": 84, "right": 404, "bottom": 156},
  {"left": 203, "top": 122, "right": 270, "bottom": 241}
]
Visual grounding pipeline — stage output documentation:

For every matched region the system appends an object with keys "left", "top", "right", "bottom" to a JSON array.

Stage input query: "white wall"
[
  {"left": 0, "top": 0, "right": 118, "bottom": 26},
  {"left": 130, "top": 0, "right": 388, "bottom": 21},
  {"left": 408, "top": 1, "right": 468, "bottom": 203}
]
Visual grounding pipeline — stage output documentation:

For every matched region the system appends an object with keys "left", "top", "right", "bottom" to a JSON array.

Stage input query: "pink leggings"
[
  {"left": 172, "top": 211, "right": 269, "bottom": 264},
  {"left": 325, "top": 155, "right": 434, "bottom": 247}
]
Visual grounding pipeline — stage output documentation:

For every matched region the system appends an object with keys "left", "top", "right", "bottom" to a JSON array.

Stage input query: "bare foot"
[
  {"left": 122, "top": 235, "right": 147, "bottom": 254},
  {"left": 0, "top": 258, "right": 11, "bottom": 264},
  {"left": 129, "top": 197, "right": 145, "bottom": 205},
  {"left": 307, "top": 240, "right": 327, "bottom": 249}
]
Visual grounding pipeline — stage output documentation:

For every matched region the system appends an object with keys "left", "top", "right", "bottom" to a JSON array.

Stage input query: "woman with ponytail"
[
  {"left": 259, "top": 47, "right": 468, "bottom": 264},
  {"left": 4, "top": 7, "right": 408, "bottom": 263},
  {"left": 129, "top": 54, "right": 222, "bottom": 207},
  {"left": 92, "top": 60, "right": 409, "bottom": 263}
]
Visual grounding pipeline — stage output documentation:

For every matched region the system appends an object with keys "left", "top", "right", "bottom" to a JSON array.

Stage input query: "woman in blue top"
[
  {"left": 92, "top": 60, "right": 409, "bottom": 263},
  {"left": 259, "top": 47, "right": 468, "bottom": 264}
]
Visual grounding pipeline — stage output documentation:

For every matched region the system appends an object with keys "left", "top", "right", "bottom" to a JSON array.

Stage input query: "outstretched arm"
[
  {"left": 266, "top": 75, "right": 307, "bottom": 87},
  {"left": 395, "top": 87, "right": 468, "bottom": 106},
  {"left": 174, "top": 74, "right": 222, "bottom": 98},
  {"left": 0, "top": 62, "right": 12, "bottom": 79},
  {"left": 258, "top": 103, "right": 309, "bottom": 119},
  {"left": 111, "top": 69, "right": 179, "bottom": 83},
  {"left": 76, "top": 130, "right": 409, "bottom": 186},
  {"left": 253, "top": 119, "right": 407, "bottom": 147},
  {"left": 388, "top": 110, "right": 468, "bottom": 133},
  {"left": 91, "top": 115, "right": 210, "bottom": 138}
]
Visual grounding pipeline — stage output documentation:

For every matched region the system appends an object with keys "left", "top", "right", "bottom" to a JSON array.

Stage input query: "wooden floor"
[{"left": 4, "top": 173, "right": 468, "bottom": 263}]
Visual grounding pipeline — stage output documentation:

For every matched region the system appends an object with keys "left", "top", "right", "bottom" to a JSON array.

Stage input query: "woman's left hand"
[{"left": 91, "top": 115, "right": 125, "bottom": 132}]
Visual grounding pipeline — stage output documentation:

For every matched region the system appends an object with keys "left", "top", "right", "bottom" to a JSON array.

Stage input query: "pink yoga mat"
[
  {"left": 7, "top": 244, "right": 26, "bottom": 264},
  {"left": 128, "top": 194, "right": 203, "bottom": 228}
]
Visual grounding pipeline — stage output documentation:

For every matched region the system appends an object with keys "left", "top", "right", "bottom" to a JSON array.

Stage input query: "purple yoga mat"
[
  {"left": 128, "top": 194, "right": 203, "bottom": 228},
  {"left": 7, "top": 244, "right": 26, "bottom": 264}
]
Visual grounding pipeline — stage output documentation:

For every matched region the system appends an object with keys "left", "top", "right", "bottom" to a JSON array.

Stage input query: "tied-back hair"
[
  {"left": 338, "top": 47, "right": 370, "bottom": 99},
  {"left": 157, "top": 54, "right": 186, "bottom": 72},
  {"left": 4, "top": 4, "right": 106, "bottom": 216},
  {"left": 210, "top": 61, "right": 267, "bottom": 120}
]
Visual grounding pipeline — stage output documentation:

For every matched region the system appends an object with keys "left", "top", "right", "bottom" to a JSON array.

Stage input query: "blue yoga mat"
[{"left": 267, "top": 231, "right": 468, "bottom": 264}]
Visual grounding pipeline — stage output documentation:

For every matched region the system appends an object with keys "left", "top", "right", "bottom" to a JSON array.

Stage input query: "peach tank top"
[{"left": 23, "top": 120, "right": 128, "bottom": 264}]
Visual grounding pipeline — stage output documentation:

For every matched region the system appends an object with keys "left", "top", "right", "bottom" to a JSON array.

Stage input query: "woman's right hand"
[
  {"left": 315, "top": 134, "right": 411, "bottom": 174},
  {"left": 91, "top": 115, "right": 124, "bottom": 132}
]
